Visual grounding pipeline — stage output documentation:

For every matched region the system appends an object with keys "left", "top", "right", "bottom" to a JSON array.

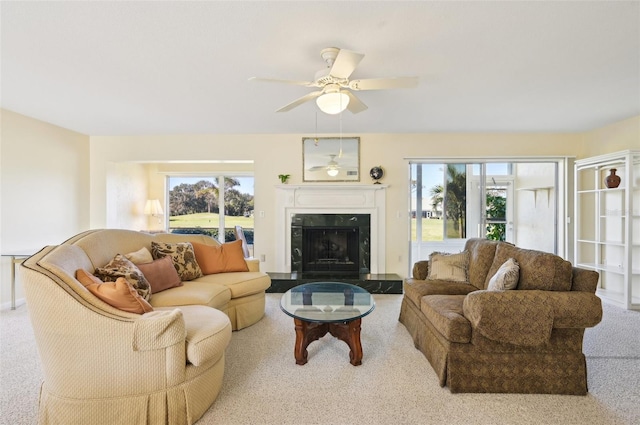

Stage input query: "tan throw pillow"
[
  {"left": 76, "top": 269, "right": 153, "bottom": 314},
  {"left": 124, "top": 246, "right": 154, "bottom": 264},
  {"left": 192, "top": 240, "right": 250, "bottom": 275},
  {"left": 95, "top": 254, "right": 151, "bottom": 301},
  {"left": 137, "top": 256, "right": 183, "bottom": 293},
  {"left": 151, "top": 241, "right": 203, "bottom": 281},
  {"left": 487, "top": 258, "right": 520, "bottom": 291},
  {"left": 427, "top": 251, "right": 470, "bottom": 282}
]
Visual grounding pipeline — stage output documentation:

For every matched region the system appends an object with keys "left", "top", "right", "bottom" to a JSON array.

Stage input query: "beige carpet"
[{"left": 1, "top": 294, "right": 639, "bottom": 425}]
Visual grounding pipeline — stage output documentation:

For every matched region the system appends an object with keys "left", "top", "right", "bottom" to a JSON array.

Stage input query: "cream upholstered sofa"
[
  {"left": 399, "top": 238, "right": 603, "bottom": 394},
  {"left": 20, "top": 229, "right": 271, "bottom": 425}
]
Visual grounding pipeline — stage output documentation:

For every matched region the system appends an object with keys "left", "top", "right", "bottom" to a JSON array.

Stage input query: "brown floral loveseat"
[{"left": 399, "top": 238, "right": 603, "bottom": 394}]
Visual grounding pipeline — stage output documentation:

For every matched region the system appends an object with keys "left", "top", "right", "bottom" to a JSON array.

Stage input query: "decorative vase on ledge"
[{"left": 604, "top": 168, "right": 621, "bottom": 189}]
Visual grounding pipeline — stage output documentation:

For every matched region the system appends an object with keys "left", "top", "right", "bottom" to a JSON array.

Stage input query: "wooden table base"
[{"left": 293, "top": 318, "right": 363, "bottom": 366}]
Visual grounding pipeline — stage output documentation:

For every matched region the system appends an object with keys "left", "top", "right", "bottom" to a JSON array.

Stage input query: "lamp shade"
[
  {"left": 316, "top": 92, "right": 350, "bottom": 115},
  {"left": 144, "top": 199, "right": 163, "bottom": 216}
]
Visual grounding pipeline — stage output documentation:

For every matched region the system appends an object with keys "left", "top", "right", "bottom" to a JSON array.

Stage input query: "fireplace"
[
  {"left": 274, "top": 184, "right": 386, "bottom": 275},
  {"left": 291, "top": 213, "right": 370, "bottom": 275},
  {"left": 271, "top": 185, "right": 402, "bottom": 294}
]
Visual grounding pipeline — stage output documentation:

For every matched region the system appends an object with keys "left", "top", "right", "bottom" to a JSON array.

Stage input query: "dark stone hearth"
[{"left": 266, "top": 272, "right": 403, "bottom": 294}]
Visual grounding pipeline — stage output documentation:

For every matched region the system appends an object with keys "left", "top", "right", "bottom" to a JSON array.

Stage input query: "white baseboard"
[{"left": 1, "top": 297, "right": 26, "bottom": 311}]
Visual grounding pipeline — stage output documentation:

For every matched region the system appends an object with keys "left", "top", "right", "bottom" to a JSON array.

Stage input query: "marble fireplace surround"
[{"left": 274, "top": 185, "right": 387, "bottom": 274}]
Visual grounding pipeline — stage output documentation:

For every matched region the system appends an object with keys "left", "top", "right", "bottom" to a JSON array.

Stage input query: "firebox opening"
[
  {"left": 302, "top": 227, "right": 359, "bottom": 273},
  {"left": 290, "top": 213, "right": 371, "bottom": 276}
]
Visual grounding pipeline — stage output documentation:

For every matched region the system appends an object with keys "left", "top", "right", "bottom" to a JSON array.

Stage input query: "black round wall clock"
[{"left": 369, "top": 166, "right": 384, "bottom": 184}]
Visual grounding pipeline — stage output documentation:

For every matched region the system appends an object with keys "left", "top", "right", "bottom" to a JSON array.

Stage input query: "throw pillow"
[
  {"left": 76, "top": 269, "right": 153, "bottom": 314},
  {"left": 124, "top": 246, "right": 154, "bottom": 264},
  {"left": 94, "top": 254, "right": 152, "bottom": 301},
  {"left": 427, "top": 251, "right": 470, "bottom": 282},
  {"left": 192, "top": 240, "right": 250, "bottom": 275},
  {"left": 137, "top": 256, "right": 183, "bottom": 293},
  {"left": 151, "top": 241, "right": 203, "bottom": 281},
  {"left": 487, "top": 258, "right": 520, "bottom": 291}
]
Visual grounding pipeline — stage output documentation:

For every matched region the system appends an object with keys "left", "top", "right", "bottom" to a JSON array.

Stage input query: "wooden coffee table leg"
[
  {"left": 329, "top": 318, "right": 363, "bottom": 366},
  {"left": 293, "top": 318, "right": 329, "bottom": 365}
]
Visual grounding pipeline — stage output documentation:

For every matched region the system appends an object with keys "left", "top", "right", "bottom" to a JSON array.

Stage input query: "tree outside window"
[{"left": 167, "top": 176, "right": 254, "bottom": 246}]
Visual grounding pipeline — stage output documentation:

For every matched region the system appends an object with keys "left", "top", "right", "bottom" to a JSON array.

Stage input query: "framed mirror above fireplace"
[{"left": 302, "top": 137, "right": 360, "bottom": 182}]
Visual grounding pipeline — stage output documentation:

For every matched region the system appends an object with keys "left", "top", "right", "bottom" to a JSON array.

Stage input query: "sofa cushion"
[
  {"left": 137, "top": 256, "right": 183, "bottom": 293},
  {"left": 464, "top": 238, "right": 500, "bottom": 290},
  {"left": 403, "top": 279, "right": 477, "bottom": 308},
  {"left": 427, "top": 251, "right": 470, "bottom": 282},
  {"left": 193, "top": 271, "right": 272, "bottom": 299},
  {"left": 487, "top": 258, "right": 520, "bottom": 291},
  {"left": 151, "top": 241, "right": 203, "bottom": 281},
  {"left": 420, "top": 295, "right": 471, "bottom": 343},
  {"left": 124, "top": 247, "right": 154, "bottom": 264},
  {"left": 484, "top": 243, "right": 572, "bottom": 291},
  {"left": 192, "top": 240, "right": 249, "bottom": 275},
  {"left": 149, "top": 281, "right": 231, "bottom": 309},
  {"left": 76, "top": 269, "right": 153, "bottom": 314},
  {"left": 94, "top": 254, "right": 152, "bottom": 301}
]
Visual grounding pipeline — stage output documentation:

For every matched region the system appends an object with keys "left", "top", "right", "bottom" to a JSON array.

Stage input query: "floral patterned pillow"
[
  {"left": 94, "top": 254, "right": 152, "bottom": 301},
  {"left": 151, "top": 241, "right": 203, "bottom": 281}
]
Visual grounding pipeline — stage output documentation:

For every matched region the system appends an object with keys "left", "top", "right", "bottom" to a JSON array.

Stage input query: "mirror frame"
[{"left": 302, "top": 137, "right": 360, "bottom": 182}]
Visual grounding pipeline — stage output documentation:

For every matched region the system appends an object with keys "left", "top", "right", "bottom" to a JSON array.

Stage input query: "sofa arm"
[
  {"left": 245, "top": 258, "right": 260, "bottom": 272},
  {"left": 133, "top": 309, "right": 187, "bottom": 352},
  {"left": 412, "top": 260, "right": 429, "bottom": 280},
  {"left": 462, "top": 290, "right": 602, "bottom": 347}
]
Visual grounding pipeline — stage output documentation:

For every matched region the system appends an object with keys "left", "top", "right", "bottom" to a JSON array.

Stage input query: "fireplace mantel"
[{"left": 274, "top": 184, "right": 387, "bottom": 274}]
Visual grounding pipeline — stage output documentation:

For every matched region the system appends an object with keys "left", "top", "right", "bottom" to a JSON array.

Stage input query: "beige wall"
[
  {"left": 0, "top": 109, "right": 89, "bottom": 308},
  {"left": 2, "top": 109, "right": 637, "bottom": 308},
  {"left": 581, "top": 115, "right": 640, "bottom": 156},
  {"left": 90, "top": 132, "right": 589, "bottom": 276}
]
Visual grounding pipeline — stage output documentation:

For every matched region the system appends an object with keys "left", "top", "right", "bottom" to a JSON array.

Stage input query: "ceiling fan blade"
[
  {"left": 330, "top": 49, "right": 364, "bottom": 79},
  {"left": 345, "top": 91, "right": 368, "bottom": 114},
  {"left": 349, "top": 77, "right": 419, "bottom": 91},
  {"left": 249, "top": 77, "right": 315, "bottom": 87},
  {"left": 276, "top": 90, "right": 323, "bottom": 112}
]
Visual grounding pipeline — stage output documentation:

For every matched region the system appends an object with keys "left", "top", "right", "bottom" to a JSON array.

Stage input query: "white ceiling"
[{"left": 1, "top": 1, "right": 639, "bottom": 136}]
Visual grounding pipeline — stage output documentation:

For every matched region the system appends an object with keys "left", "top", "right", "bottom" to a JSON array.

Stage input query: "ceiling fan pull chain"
[
  {"left": 314, "top": 112, "right": 319, "bottom": 145},
  {"left": 339, "top": 108, "right": 343, "bottom": 158}
]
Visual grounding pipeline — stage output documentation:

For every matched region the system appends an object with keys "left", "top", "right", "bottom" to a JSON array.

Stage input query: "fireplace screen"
[
  {"left": 302, "top": 227, "right": 359, "bottom": 273},
  {"left": 291, "top": 213, "right": 370, "bottom": 275}
]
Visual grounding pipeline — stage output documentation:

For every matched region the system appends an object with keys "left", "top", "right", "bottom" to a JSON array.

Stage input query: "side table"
[{"left": 2, "top": 250, "right": 38, "bottom": 309}]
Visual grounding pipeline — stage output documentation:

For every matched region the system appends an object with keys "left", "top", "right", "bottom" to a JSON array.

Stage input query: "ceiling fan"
[{"left": 249, "top": 47, "right": 418, "bottom": 114}]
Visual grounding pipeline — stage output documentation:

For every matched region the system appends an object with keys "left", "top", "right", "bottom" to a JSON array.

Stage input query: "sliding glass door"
[{"left": 409, "top": 160, "right": 559, "bottom": 267}]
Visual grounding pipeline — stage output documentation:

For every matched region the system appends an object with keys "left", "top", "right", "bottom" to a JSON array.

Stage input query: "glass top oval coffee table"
[{"left": 280, "top": 282, "right": 375, "bottom": 366}]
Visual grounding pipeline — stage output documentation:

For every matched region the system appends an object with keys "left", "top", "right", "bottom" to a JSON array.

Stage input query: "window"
[{"left": 167, "top": 175, "right": 254, "bottom": 253}]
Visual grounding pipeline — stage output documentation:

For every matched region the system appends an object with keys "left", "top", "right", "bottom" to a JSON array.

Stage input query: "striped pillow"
[{"left": 427, "top": 251, "right": 470, "bottom": 283}]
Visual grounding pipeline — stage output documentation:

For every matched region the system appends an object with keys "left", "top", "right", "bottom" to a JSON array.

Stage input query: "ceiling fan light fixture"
[
  {"left": 316, "top": 91, "right": 350, "bottom": 115},
  {"left": 327, "top": 167, "right": 340, "bottom": 177}
]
